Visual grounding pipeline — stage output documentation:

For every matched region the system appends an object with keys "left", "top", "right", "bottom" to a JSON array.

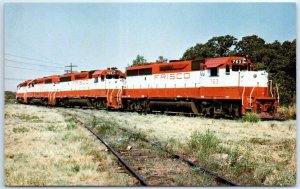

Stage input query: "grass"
[
  {"left": 90, "top": 111, "right": 296, "bottom": 185},
  {"left": 5, "top": 104, "right": 136, "bottom": 186},
  {"left": 242, "top": 112, "right": 260, "bottom": 123},
  {"left": 46, "top": 125, "right": 57, "bottom": 132},
  {"left": 13, "top": 127, "right": 29, "bottom": 133},
  {"left": 277, "top": 104, "right": 296, "bottom": 120},
  {"left": 173, "top": 129, "right": 296, "bottom": 186}
]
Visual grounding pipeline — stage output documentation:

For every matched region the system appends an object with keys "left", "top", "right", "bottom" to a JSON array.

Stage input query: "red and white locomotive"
[{"left": 16, "top": 56, "right": 279, "bottom": 118}]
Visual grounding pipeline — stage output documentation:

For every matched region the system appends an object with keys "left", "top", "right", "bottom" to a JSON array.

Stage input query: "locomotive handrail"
[
  {"left": 116, "top": 88, "right": 122, "bottom": 104},
  {"left": 249, "top": 86, "right": 255, "bottom": 108},
  {"left": 106, "top": 88, "right": 109, "bottom": 103},
  {"left": 110, "top": 88, "right": 115, "bottom": 103},
  {"left": 241, "top": 86, "right": 245, "bottom": 107},
  {"left": 276, "top": 83, "right": 280, "bottom": 106},
  {"left": 269, "top": 80, "right": 273, "bottom": 97}
]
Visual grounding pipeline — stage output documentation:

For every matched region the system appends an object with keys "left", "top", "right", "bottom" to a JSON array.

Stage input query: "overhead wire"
[
  {"left": 5, "top": 78, "right": 31, "bottom": 81},
  {"left": 5, "top": 59, "right": 65, "bottom": 69},
  {"left": 5, "top": 53, "right": 65, "bottom": 66},
  {"left": 5, "top": 65, "right": 62, "bottom": 73}
]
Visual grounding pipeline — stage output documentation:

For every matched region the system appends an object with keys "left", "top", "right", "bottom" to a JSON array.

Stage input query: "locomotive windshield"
[{"left": 232, "top": 65, "right": 247, "bottom": 71}]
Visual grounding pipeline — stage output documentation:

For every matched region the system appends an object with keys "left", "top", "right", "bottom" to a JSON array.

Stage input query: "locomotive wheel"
[
  {"left": 210, "top": 108, "right": 215, "bottom": 118},
  {"left": 43, "top": 99, "right": 48, "bottom": 106},
  {"left": 93, "top": 101, "right": 100, "bottom": 109}
]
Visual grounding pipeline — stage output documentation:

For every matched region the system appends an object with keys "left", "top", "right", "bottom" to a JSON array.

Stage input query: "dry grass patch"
[
  {"left": 278, "top": 104, "right": 296, "bottom": 120},
  {"left": 4, "top": 104, "right": 136, "bottom": 186}
]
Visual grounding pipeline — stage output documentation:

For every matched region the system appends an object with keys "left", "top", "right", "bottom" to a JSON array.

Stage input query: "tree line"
[{"left": 132, "top": 35, "right": 296, "bottom": 106}]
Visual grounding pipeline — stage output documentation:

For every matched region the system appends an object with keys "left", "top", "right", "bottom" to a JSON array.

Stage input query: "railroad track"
[{"left": 59, "top": 108, "right": 238, "bottom": 186}]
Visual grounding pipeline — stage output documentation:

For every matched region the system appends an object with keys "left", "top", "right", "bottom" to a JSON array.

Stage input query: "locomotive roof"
[
  {"left": 205, "top": 56, "right": 248, "bottom": 68},
  {"left": 126, "top": 60, "right": 193, "bottom": 74},
  {"left": 92, "top": 68, "right": 125, "bottom": 78},
  {"left": 126, "top": 56, "right": 250, "bottom": 73},
  {"left": 17, "top": 80, "right": 32, "bottom": 87}
]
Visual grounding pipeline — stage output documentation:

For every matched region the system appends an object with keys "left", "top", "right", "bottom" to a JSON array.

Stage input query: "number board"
[{"left": 232, "top": 58, "right": 247, "bottom": 64}]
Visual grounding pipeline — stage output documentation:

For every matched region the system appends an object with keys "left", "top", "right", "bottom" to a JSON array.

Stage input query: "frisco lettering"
[{"left": 154, "top": 73, "right": 190, "bottom": 80}]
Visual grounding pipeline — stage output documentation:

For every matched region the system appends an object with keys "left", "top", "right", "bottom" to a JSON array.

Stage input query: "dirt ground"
[{"left": 4, "top": 104, "right": 136, "bottom": 186}]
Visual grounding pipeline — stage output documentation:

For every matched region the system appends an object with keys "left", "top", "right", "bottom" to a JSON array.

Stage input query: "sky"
[{"left": 4, "top": 3, "right": 296, "bottom": 91}]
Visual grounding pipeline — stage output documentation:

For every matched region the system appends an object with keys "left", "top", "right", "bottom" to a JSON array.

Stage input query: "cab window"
[
  {"left": 210, "top": 67, "right": 218, "bottom": 76},
  {"left": 226, "top": 65, "right": 230, "bottom": 75}
]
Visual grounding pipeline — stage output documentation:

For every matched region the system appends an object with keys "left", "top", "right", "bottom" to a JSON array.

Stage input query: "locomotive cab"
[
  {"left": 92, "top": 68, "right": 126, "bottom": 109},
  {"left": 202, "top": 56, "right": 279, "bottom": 118}
]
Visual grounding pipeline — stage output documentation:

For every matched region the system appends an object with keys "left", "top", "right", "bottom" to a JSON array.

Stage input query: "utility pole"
[{"left": 65, "top": 62, "right": 77, "bottom": 74}]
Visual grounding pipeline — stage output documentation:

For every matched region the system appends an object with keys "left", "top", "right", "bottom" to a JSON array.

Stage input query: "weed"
[
  {"left": 263, "top": 132, "right": 271, "bottom": 138},
  {"left": 7, "top": 154, "right": 14, "bottom": 159},
  {"left": 188, "top": 130, "right": 220, "bottom": 153},
  {"left": 88, "top": 150, "right": 107, "bottom": 165},
  {"left": 46, "top": 125, "right": 57, "bottom": 132},
  {"left": 72, "top": 165, "right": 80, "bottom": 173},
  {"left": 65, "top": 118, "right": 77, "bottom": 130},
  {"left": 242, "top": 112, "right": 260, "bottom": 123},
  {"left": 54, "top": 179, "right": 68, "bottom": 185},
  {"left": 165, "top": 137, "right": 183, "bottom": 152},
  {"left": 234, "top": 147, "right": 255, "bottom": 174},
  {"left": 13, "top": 127, "right": 29, "bottom": 133},
  {"left": 273, "top": 170, "right": 296, "bottom": 186},
  {"left": 5, "top": 112, "right": 10, "bottom": 118},
  {"left": 249, "top": 138, "right": 271, "bottom": 145},
  {"left": 130, "top": 131, "right": 144, "bottom": 141},
  {"left": 112, "top": 135, "right": 131, "bottom": 149},
  {"left": 270, "top": 123, "right": 276, "bottom": 129},
  {"left": 13, "top": 113, "right": 41, "bottom": 122},
  {"left": 96, "top": 123, "right": 113, "bottom": 136},
  {"left": 12, "top": 154, "right": 28, "bottom": 163},
  {"left": 62, "top": 133, "right": 84, "bottom": 142},
  {"left": 91, "top": 115, "right": 97, "bottom": 128}
]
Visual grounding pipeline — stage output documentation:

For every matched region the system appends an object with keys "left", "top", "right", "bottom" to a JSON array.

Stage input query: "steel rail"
[
  {"left": 62, "top": 111, "right": 148, "bottom": 186},
  {"left": 84, "top": 125, "right": 149, "bottom": 186}
]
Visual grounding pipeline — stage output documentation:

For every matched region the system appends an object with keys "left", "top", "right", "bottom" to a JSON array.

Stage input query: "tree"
[
  {"left": 156, "top": 56, "right": 168, "bottom": 63},
  {"left": 132, "top": 55, "right": 147, "bottom": 65},
  {"left": 206, "top": 35, "right": 238, "bottom": 57},
  {"left": 235, "top": 35, "right": 265, "bottom": 57},
  {"left": 181, "top": 35, "right": 237, "bottom": 60}
]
